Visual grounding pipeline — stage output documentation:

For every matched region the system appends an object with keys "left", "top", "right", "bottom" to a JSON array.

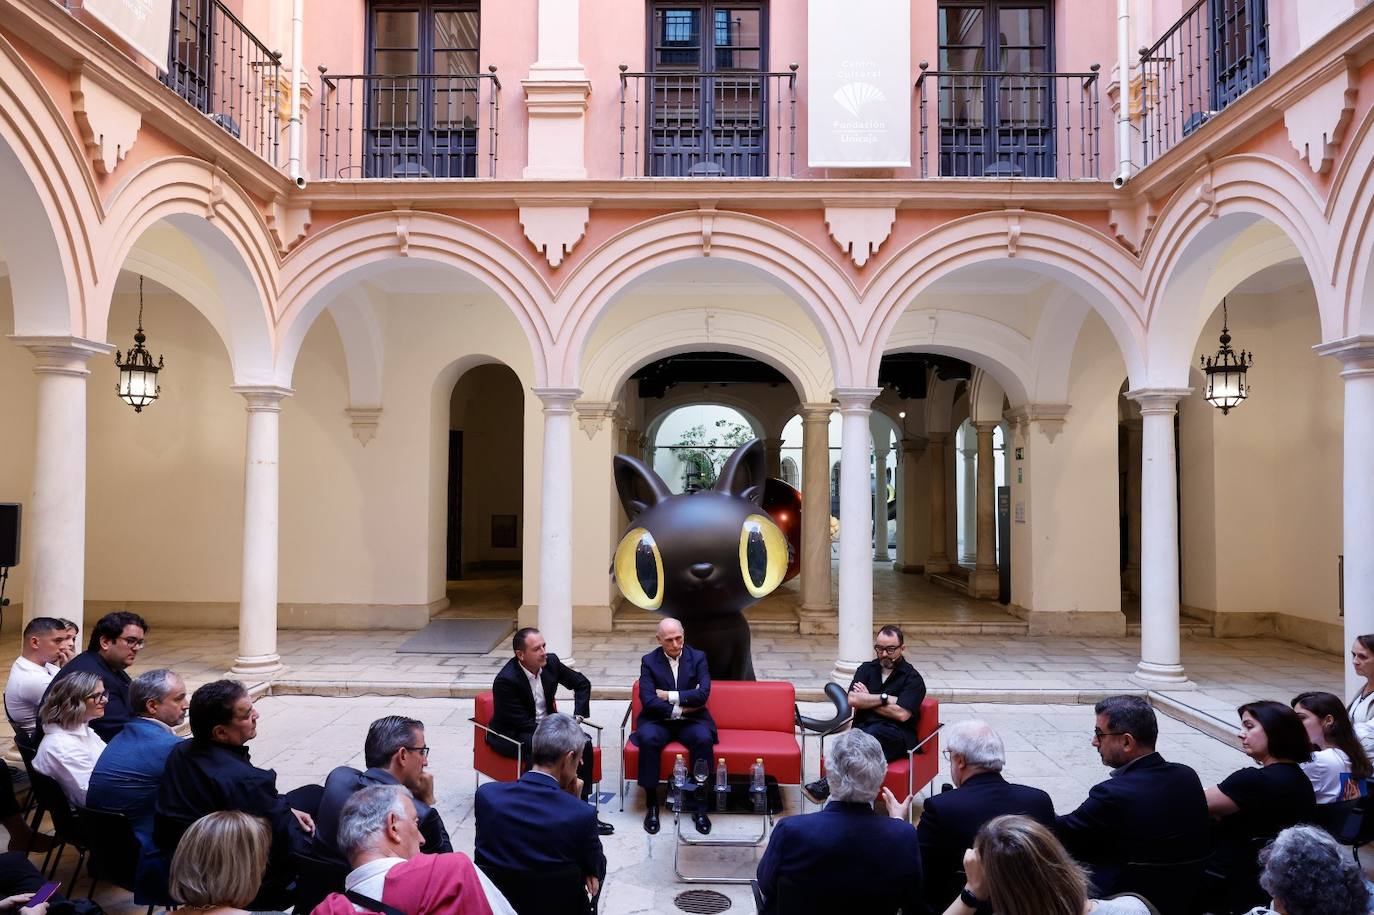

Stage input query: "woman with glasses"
[{"left": 33, "top": 670, "right": 109, "bottom": 804}]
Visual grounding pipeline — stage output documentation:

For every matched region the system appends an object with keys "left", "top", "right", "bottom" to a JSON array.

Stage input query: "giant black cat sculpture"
[{"left": 612, "top": 438, "right": 797, "bottom": 681}]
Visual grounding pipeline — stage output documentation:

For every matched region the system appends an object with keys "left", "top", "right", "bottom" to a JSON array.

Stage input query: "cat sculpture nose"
[{"left": 689, "top": 563, "right": 714, "bottom": 580}]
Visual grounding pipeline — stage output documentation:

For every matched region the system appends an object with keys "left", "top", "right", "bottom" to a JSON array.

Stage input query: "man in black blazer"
[
  {"left": 885, "top": 719, "right": 1054, "bottom": 912},
  {"left": 487, "top": 627, "right": 613, "bottom": 834},
  {"left": 1055, "top": 695, "right": 1210, "bottom": 900},
  {"left": 630, "top": 617, "right": 718, "bottom": 835}
]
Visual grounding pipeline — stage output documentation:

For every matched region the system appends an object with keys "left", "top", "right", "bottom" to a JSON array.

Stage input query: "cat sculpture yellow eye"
[
  {"left": 614, "top": 527, "right": 664, "bottom": 610},
  {"left": 739, "top": 513, "right": 789, "bottom": 599}
]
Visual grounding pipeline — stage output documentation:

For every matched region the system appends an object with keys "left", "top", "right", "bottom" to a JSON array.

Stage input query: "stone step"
[{"left": 1126, "top": 621, "right": 1212, "bottom": 636}]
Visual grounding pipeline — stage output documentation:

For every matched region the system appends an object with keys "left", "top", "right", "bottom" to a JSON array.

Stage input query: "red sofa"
[
  {"left": 819, "top": 697, "right": 941, "bottom": 805},
  {"left": 619, "top": 680, "right": 803, "bottom": 809},
  {"left": 470, "top": 691, "right": 603, "bottom": 794}
]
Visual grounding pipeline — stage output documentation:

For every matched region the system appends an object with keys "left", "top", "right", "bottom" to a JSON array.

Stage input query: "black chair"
[
  {"left": 1117, "top": 858, "right": 1209, "bottom": 915},
  {"left": 292, "top": 848, "right": 350, "bottom": 914},
  {"left": 25, "top": 769, "right": 88, "bottom": 886},
  {"left": 76, "top": 805, "right": 166, "bottom": 914},
  {"left": 479, "top": 862, "right": 594, "bottom": 915}
]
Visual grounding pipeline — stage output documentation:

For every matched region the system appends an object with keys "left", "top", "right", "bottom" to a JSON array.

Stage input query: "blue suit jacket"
[
  {"left": 636, "top": 646, "right": 716, "bottom": 738},
  {"left": 756, "top": 801, "right": 926, "bottom": 915},
  {"left": 474, "top": 771, "right": 606, "bottom": 881}
]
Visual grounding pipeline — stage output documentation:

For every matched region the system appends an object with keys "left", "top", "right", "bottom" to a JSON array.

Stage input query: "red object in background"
[{"left": 762, "top": 478, "right": 802, "bottom": 582}]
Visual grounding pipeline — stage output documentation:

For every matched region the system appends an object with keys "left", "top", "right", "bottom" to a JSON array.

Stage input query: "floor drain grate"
[{"left": 674, "top": 889, "right": 733, "bottom": 913}]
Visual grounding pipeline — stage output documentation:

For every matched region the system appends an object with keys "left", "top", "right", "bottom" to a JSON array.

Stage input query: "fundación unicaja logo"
[{"left": 833, "top": 82, "right": 887, "bottom": 118}]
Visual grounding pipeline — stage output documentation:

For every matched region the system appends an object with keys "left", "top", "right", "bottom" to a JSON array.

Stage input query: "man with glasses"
[
  {"left": 804, "top": 625, "right": 927, "bottom": 803},
  {"left": 42, "top": 610, "right": 147, "bottom": 742},
  {"left": 1054, "top": 695, "right": 1210, "bottom": 898},
  {"left": 313, "top": 714, "right": 453, "bottom": 860}
]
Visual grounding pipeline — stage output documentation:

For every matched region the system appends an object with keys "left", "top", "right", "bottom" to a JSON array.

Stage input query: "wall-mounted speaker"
[{"left": 0, "top": 504, "right": 20, "bottom": 568}]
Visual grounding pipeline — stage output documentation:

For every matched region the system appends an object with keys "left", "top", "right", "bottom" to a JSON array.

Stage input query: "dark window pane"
[
  {"left": 373, "top": 50, "right": 419, "bottom": 75},
  {"left": 434, "top": 11, "right": 480, "bottom": 51},
  {"left": 374, "top": 11, "right": 419, "bottom": 49},
  {"left": 941, "top": 46, "right": 985, "bottom": 71},
  {"left": 998, "top": 8, "right": 1045, "bottom": 47},
  {"left": 939, "top": 8, "right": 983, "bottom": 46},
  {"left": 655, "top": 8, "right": 702, "bottom": 67},
  {"left": 435, "top": 49, "right": 478, "bottom": 75}
]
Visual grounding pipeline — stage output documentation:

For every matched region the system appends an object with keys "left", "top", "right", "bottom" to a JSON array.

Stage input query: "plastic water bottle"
[
  {"left": 715, "top": 757, "right": 730, "bottom": 811},
  {"left": 671, "top": 753, "right": 687, "bottom": 813},
  {"left": 749, "top": 757, "right": 767, "bottom": 814}
]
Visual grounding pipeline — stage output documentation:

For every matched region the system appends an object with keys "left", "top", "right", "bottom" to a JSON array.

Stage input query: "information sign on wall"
[
  {"left": 83, "top": 0, "right": 175, "bottom": 72},
  {"left": 807, "top": 0, "right": 911, "bottom": 167}
]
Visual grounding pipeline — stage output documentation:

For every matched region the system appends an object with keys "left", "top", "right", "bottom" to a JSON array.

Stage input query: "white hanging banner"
[
  {"left": 807, "top": 0, "right": 911, "bottom": 168},
  {"left": 82, "top": 0, "right": 175, "bottom": 72}
]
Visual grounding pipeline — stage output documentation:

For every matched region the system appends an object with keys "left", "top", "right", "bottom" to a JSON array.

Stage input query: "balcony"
[
  {"left": 915, "top": 64, "right": 1102, "bottom": 179},
  {"left": 161, "top": 0, "right": 281, "bottom": 166},
  {"left": 1139, "top": 0, "right": 1270, "bottom": 165},
  {"left": 618, "top": 67, "right": 798, "bottom": 178},
  {"left": 317, "top": 70, "right": 501, "bottom": 179}
]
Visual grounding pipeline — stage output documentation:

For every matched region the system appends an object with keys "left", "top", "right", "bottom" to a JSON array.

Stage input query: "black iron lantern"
[
  {"left": 114, "top": 276, "right": 164, "bottom": 412},
  {"left": 1200, "top": 299, "right": 1253, "bottom": 415}
]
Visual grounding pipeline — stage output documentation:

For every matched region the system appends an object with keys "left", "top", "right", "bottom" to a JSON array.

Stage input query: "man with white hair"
[
  {"left": 755, "top": 728, "right": 924, "bottom": 915},
  {"left": 312, "top": 784, "right": 514, "bottom": 915},
  {"left": 885, "top": 718, "right": 1053, "bottom": 912}
]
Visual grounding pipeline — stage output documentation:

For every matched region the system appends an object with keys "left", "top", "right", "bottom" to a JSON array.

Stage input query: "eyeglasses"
[
  {"left": 404, "top": 746, "right": 431, "bottom": 758},
  {"left": 119, "top": 637, "right": 146, "bottom": 648},
  {"left": 1093, "top": 729, "right": 1127, "bottom": 740},
  {"left": 86, "top": 692, "right": 109, "bottom": 703},
  {"left": 873, "top": 644, "right": 903, "bottom": 655}
]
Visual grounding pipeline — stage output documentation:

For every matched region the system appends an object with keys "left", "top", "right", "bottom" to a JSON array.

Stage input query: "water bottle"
[
  {"left": 715, "top": 757, "right": 730, "bottom": 811},
  {"left": 750, "top": 757, "right": 767, "bottom": 814},
  {"left": 671, "top": 753, "right": 687, "bottom": 813}
]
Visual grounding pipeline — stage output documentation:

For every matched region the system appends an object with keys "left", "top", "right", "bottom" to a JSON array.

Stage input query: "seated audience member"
[
  {"left": 42, "top": 610, "right": 147, "bottom": 742},
  {"left": 630, "top": 617, "right": 717, "bottom": 835},
  {"left": 1204, "top": 701, "right": 1317, "bottom": 914},
  {"left": 1346, "top": 635, "right": 1374, "bottom": 757},
  {"left": 155, "top": 680, "right": 316, "bottom": 910},
  {"left": 1243, "top": 825, "right": 1372, "bottom": 915},
  {"left": 5, "top": 617, "right": 68, "bottom": 736},
  {"left": 312, "top": 785, "right": 513, "bottom": 915},
  {"left": 1290, "top": 691, "right": 1372, "bottom": 802},
  {"left": 54, "top": 620, "right": 78, "bottom": 667},
  {"left": 33, "top": 670, "right": 108, "bottom": 805},
  {"left": 756, "top": 729, "right": 924, "bottom": 915},
  {"left": 947, "top": 815, "right": 1153, "bottom": 915},
  {"left": 168, "top": 811, "right": 287, "bottom": 915},
  {"left": 0, "top": 850, "right": 64, "bottom": 914},
  {"left": 1055, "top": 695, "right": 1210, "bottom": 899},
  {"left": 314, "top": 715, "right": 452, "bottom": 859},
  {"left": 474, "top": 714, "right": 606, "bottom": 908},
  {"left": 888, "top": 719, "right": 1052, "bottom": 912},
  {"left": 805, "top": 625, "right": 927, "bottom": 803},
  {"left": 87, "top": 668, "right": 189, "bottom": 892}
]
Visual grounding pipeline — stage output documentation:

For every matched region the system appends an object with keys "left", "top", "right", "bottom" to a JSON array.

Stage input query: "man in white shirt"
[
  {"left": 5, "top": 616, "right": 69, "bottom": 735},
  {"left": 313, "top": 784, "right": 514, "bottom": 915}
]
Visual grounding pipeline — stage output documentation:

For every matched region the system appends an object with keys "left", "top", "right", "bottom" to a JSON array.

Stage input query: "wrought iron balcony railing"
[
  {"left": 916, "top": 64, "right": 1102, "bottom": 179},
  {"left": 161, "top": 0, "right": 281, "bottom": 165},
  {"left": 1139, "top": 0, "right": 1269, "bottom": 166},
  {"left": 317, "top": 70, "right": 501, "bottom": 179},
  {"left": 618, "top": 67, "right": 798, "bottom": 178}
]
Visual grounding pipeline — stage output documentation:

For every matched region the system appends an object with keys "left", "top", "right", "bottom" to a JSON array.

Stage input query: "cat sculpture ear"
[
  {"left": 714, "top": 438, "right": 766, "bottom": 504},
  {"left": 614, "top": 454, "right": 673, "bottom": 519}
]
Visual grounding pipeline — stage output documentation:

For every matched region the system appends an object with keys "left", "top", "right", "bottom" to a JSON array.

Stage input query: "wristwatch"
[
  {"left": 880, "top": 692, "right": 890, "bottom": 706},
  {"left": 959, "top": 887, "right": 982, "bottom": 908}
]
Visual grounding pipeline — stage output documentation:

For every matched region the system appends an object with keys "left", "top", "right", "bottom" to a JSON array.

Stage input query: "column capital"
[
  {"left": 926, "top": 429, "right": 950, "bottom": 444},
  {"left": 901, "top": 435, "right": 929, "bottom": 456},
  {"left": 799, "top": 402, "right": 834, "bottom": 422},
  {"left": 574, "top": 399, "right": 619, "bottom": 439},
  {"left": 1125, "top": 387, "right": 1192, "bottom": 415},
  {"left": 972, "top": 419, "right": 1000, "bottom": 434},
  {"left": 1314, "top": 335, "right": 1374, "bottom": 374},
  {"left": 1002, "top": 403, "right": 1071, "bottom": 442},
  {"left": 231, "top": 384, "right": 294, "bottom": 412},
  {"left": 532, "top": 386, "right": 582, "bottom": 413},
  {"left": 832, "top": 386, "right": 882, "bottom": 413},
  {"left": 10, "top": 335, "right": 115, "bottom": 376}
]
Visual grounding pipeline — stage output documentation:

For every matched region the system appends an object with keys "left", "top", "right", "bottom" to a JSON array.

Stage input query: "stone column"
[
  {"left": 523, "top": 0, "right": 592, "bottom": 178},
  {"left": 11, "top": 337, "right": 112, "bottom": 633},
  {"left": 534, "top": 387, "right": 580, "bottom": 664},
  {"left": 764, "top": 436, "right": 784, "bottom": 481},
  {"left": 872, "top": 441, "right": 890, "bottom": 561},
  {"left": 799, "top": 405, "right": 834, "bottom": 632},
  {"left": 834, "top": 387, "right": 881, "bottom": 681},
  {"left": 230, "top": 385, "right": 292, "bottom": 675},
  {"left": 970, "top": 421, "right": 1000, "bottom": 597},
  {"left": 959, "top": 440, "right": 978, "bottom": 564},
  {"left": 1123, "top": 416, "right": 1143, "bottom": 596},
  {"left": 898, "top": 437, "right": 928, "bottom": 572},
  {"left": 1128, "top": 388, "right": 1192, "bottom": 687},
  {"left": 1315, "top": 338, "right": 1374, "bottom": 698},
  {"left": 926, "top": 431, "right": 951, "bottom": 574}
]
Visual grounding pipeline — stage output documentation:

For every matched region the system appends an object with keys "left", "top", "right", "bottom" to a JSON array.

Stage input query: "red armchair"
[
  {"left": 470, "top": 691, "right": 603, "bottom": 806},
  {"left": 818, "top": 697, "right": 942, "bottom": 815}
]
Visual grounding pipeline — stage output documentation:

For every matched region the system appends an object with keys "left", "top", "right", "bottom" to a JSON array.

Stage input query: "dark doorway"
[{"left": 446, "top": 430, "right": 463, "bottom": 580}]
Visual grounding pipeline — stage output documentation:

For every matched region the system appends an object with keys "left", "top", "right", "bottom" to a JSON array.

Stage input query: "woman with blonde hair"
[
  {"left": 168, "top": 811, "right": 286, "bottom": 915},
  {"left": 32, "top": 670, "right": 107, "bottom": 805},
  {"left": 943, "top": 815, "right": 1154, "bottom": 915}
]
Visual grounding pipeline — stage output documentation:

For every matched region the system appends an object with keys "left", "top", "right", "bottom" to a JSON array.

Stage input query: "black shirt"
[
  {"left": 1217, "top": 762, "right": 1316, "bottom": 844},
  {"left": 849, "top": 658, "right": 927, "bottom": 749},
  {"left": 43, "top": 651, "right": 132, "bottom": 743}
]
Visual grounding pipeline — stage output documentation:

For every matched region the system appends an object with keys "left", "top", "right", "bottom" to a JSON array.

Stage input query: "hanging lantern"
[
  {"left": 114, "top": 276, "right": 165, "bottom": 412},
  {"left": 1200, "top": 299, "right": 1253, "bottom": 415}
]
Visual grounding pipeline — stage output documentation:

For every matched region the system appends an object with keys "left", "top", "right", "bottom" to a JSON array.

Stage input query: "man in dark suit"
[
  {"left": 475, "top": 714, "right": 607, "bottom": 908},
  {"left": 1055, "top": 695, "right": 1211, "bottom": 900},
  {"left": 630, "top": 617, "right": 717, "bottom": 835},
  {"left": 487, "top": 627, "right": 612, "bottom": 834},
  {"left": 884, "top": 719, "right": 1053, "bottom": 912},
  {"left": 756, "top": 729, "right": 924, "bottom": 915},
  {"left": 43, "top": 610, "right": 147, "bottom": 742}
]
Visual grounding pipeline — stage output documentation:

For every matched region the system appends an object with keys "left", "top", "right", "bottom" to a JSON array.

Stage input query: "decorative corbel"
[
  {"left": 267, "top": 195, "right": 312, "bottom": 253},
  {"left": 70, "top": 64, "right": 142, "bottom": 176},
  {"left": 699, "top": 202, "right": 717, "bottom": 256},
  {"left": 823, "top": 202, "right": 897, "bottom": 267},
  {"left": 575, "top": 401, "right": 620, "bottom": 440},
  {"left": 1005, "top": 208, "right": 1023, "bottom": 257},
  {"left": 207, "top": 167, "right": 226, "bottom": 221},
  {"left": 1194, "top": 160, "right": 1217, "bottom": 219},
  {"left": 518, "top": 201, "right": 590, "bottom": 268},
  {"left": 1279, "top": 56, "right": 1358, "bottom": 175},
  {"left": 346, "top": 407, "right": 383, "bottom": 446},
  {"left": 395, "top": 208, "right": 411, "bottom": 256}
]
